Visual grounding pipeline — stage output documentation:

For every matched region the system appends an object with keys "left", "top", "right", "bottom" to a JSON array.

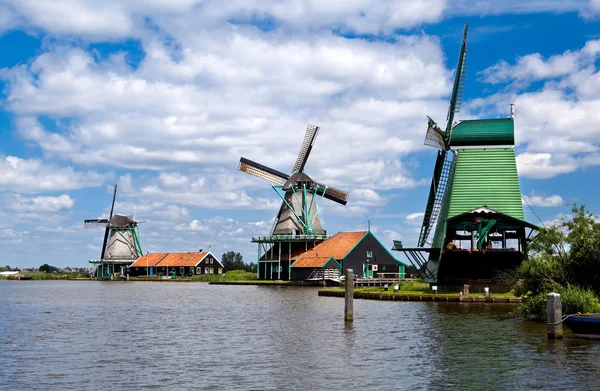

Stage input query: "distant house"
[
  {"left": 291, "top": 231, "right": 407, "bottom": 281},
  {"left": 129, "top": 251, "right": 223, "bottom": 277}
]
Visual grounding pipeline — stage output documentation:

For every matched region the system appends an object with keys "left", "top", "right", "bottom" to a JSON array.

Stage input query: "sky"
[{"left": 1, "top": 0, "right": 599, "bottom": 268}]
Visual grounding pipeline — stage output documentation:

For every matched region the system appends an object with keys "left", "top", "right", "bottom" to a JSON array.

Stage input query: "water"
[{"left": 1, "top": 281, "right": 599, "bottom": 390}]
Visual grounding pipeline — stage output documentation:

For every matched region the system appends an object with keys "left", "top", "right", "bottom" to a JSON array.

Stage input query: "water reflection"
[{"left": 1, "top": 281, "right": 599, "bottom": 390}]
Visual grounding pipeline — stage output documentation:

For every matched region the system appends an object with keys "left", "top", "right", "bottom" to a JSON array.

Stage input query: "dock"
[{"left": 318, "top": 289, "right": 521, "bottom": 303}]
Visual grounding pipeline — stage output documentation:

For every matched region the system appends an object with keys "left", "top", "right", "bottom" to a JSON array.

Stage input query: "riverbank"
[
  {"left": 319, "top": 287, "right": 521, "bottom": 303},
  {"left": 209, "top": 280, "right": 292, "bottom": 285}
]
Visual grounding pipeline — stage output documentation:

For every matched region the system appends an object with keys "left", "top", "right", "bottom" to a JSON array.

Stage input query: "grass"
[
  {"left": 191, "top": 270, "right": 258, "bottom": 282},
  {"left": 321, "top": 285, "right": 517, "bottom": 298}
]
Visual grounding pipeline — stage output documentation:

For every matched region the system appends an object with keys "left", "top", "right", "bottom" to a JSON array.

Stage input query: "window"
[
  {"left": 190, "top": 267, "right": 195, "bottom": 275},
  {"left": 209, "top": 267, "right": 214, "bottom": 274},
  {"left": 210, "top": 258, "right": 213, "bottom": 264},
  {"left": 196, "top": 267, "right": 201, "bottom": 275},
  {"left": 205, "top": 267, "right": 209, "bottom": 274},
  {"left": 180, "top": 267, "right": 184, "bottom": 275},
  {"left": 367, "top": 250, "right": 373, "bottom": 258},
  {"left": 218, "top": 267, "right": 223, "bottom": 274}
]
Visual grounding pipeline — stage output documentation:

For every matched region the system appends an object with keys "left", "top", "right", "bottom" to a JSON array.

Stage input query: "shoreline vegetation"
[
  {"left": 4, "top": 204, "right": 599, "bottom": 319},
  {"left": 515, "top": 205, "right": 600, "bottom": 319}
]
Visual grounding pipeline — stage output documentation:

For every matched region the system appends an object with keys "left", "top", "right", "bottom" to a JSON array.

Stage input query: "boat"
[{"left": 565, "top": 314, "right": 600, "bottom": 339}]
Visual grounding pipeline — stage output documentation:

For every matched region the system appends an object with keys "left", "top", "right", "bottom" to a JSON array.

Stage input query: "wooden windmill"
[
  {"left": 238, "top": 124, "right": 349, "bottom": 236},
  {"left": 84, "top": 184, "right": 144, "bottom": 277},
  {"left": 393, "top": 24, "right": 540, "bottom": 285}
]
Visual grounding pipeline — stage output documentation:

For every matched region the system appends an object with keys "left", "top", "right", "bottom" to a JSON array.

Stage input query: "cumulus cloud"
[
  {"left": 1, "top": 0, "right": 448, "bottom": 39},
  {"left": 474, "top": 39, "right": 600, "bottom": 179},
  {"left": 0, "top": 155, "right": 111, "bottom": 193},
  {"left": 522, "top": 193, "right": 564, "bottom": 207},
  {"left": 479, "top": 39, "right": 600, "bottom": 85},
  {"left": 8, "top": 194, "right": 75, "bottom": 212},
  {"left": 406, "top": 212, "right": 425, "bottom": 220}
]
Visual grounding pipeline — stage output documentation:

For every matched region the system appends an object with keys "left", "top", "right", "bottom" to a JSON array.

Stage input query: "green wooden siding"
[
  {"left": 449, "top": 118, "right": 514, "bottom": 147},
  {"left": 448, "top": 148, "right": 524, "bottom": 220}
]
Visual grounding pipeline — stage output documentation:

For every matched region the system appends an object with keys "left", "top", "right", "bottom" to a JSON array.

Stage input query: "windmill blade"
[
  {"left": 446, "top": 23, "right": 468, "bottom": 135},
  {"left": 84, "top": 219, "right": 109, "bottom": 229},
  {"left": 314, "top": 182, "right": 349, "bottom": 205},
  {"left": 292, "top": 124, "right": 320, "bottom": 173},
  {"left": 238, "top": 157, "right": 289, "bottom": 186},
  {"left": 424, "top": 116, "right": 446, "bottom": 150}
]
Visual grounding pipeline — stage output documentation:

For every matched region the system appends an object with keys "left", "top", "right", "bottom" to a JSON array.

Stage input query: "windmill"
[
  {"left": 392, "top": 23, "right": 540, "bottom": 284},
  {"left": 238, "top": 124, "right": 349, "bottom": 236},
  {"left": 239, "top": 124, "right": 350, "bottom": 280},
  {"left": 84, "top": 183, "right": 144, "bottom": 277}
]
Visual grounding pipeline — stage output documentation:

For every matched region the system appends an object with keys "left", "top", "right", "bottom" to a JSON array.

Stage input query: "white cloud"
[
  {"left": 0, "top": 155, "right": 111, "bottom": 193},
  {"left": 522, "top": 193, "right": 564, "bottom": 207},
  {"left": 516, "top": 153, "right": 578, "bottom": 179},
  {"left": 474, "top": 39, "right": 600, "bottom": 179},
  {"left": 406, "top": 212, "right": 425, "bottom": 220},
  {"left": 1, "top": 0, "right": 447, "bottom": 40},
  {"left": 8, "top": 194, "right": 75, "bottom": 212},
  {"left": 479, "top": 39, "right": 600, "bottom": 85},
  {"left": 2, "top": 29, "right": 442, "bottom": 189}
]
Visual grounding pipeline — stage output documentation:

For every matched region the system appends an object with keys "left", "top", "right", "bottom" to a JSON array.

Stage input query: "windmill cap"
[
  {"left": 109, "top": 214, "right": 136, "bottom": 227},
  {"left": 283, "top": 172, "right": 314, "bottom": 190}
]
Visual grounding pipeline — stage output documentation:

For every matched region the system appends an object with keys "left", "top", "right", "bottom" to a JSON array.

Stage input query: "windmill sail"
[
  {"left": 238, "top": 157, "right": 289, "bottom": 186},
  {"left": 292, "top": 124, "right": 320, "bottom": 173},
  {"left": 424, "top": 117, "right": 446, "bottom": 150},
  {"left": 83, "top": 219, "right": 109, "bottom": 229},
  {"left": 314, "top": 182, "right": 349, "bottom": 205},
  {"left": 446, "top": 23, "right": 468, "bottom": 134},
  {"left": 418, "top": 23, "right": 468, "bottom": 248}
]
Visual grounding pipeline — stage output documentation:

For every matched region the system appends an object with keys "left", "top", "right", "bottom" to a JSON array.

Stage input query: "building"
[
  {"left": 129, "top": 251, "right": 223, "bottom": 277},
  {"left": 255, "top": 237, "right": 325, "bottom": 280},
  {"left": 392, "top": 24, "right": 540, "bottom": 285},
  {"left": 291, "top": 231, "right": 407, "bottom": 281}
]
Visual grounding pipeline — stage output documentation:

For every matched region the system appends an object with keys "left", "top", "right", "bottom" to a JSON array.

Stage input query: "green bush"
[
  {"left": 519, "top": 285, "right": 600, "bottom": 319},
  {"left": 516, "top": 254, "right": 566, "bottom": 296}
]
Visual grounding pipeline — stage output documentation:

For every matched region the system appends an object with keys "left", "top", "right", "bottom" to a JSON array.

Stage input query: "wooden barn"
[
  {"left": 129, "top": 251, "right": 223, "bottom": 277},
  {"left": 291, "top": 231, "right": 407, "bottom": 281}
]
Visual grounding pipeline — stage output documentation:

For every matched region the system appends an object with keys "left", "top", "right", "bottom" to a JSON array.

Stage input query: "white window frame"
[
  {"left": 205, "top": 267, "right": 209, "bottom": 274},
  {"left": 196, "top": 267, "right": 201, "bottom": 275}
]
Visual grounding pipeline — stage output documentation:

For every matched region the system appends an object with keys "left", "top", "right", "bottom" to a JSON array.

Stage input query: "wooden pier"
[{"left": 319, "top": 289, "right": 521, "bottom": 303}]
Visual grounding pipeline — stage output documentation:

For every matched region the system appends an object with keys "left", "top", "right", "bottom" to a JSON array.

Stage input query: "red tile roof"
[
  {"left": 292, "top": 256, "right": 334, "bottom": 268},
  {"left": 130, "top": 253, "right": 168, "bottom": 268},
  {"left": 260, "top": 242, "right": 317, "bottom": 261},
  {"left": 292, "top": 231, "right": 367, "bottom": 268},
  {"left": 130, "top": 252, "right": 209, "bottom": 268}
]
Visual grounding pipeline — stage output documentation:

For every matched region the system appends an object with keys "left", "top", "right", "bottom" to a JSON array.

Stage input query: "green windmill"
[{"left": 393, "top": 24, "right": 540, "bottom": 284}]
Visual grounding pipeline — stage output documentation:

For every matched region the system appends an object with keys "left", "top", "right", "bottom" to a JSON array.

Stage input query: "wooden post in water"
[
  {"left": 547, "top": 292, "right": 563, "bottom": 339},
  {"left": 344, "top": 269, "right": 354, "bottom": 322}
]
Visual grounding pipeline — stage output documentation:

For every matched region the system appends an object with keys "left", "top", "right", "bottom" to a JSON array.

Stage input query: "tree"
[
  {"left": 522, "top": 204, "right": 600, "bottom": 294},
  {"left": 221, "top": 252, "right": 257, "bottom": 273},
  {"left": 39, "top": 264, "right": 59, "bottom": 273},
  {"left": 221, "top": 251, "right": 245, "bottom": 272}
]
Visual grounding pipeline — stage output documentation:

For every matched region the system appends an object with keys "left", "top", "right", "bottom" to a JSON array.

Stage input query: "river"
[{"left": 1, "top": 281, "right": 599, "bottom": 390}]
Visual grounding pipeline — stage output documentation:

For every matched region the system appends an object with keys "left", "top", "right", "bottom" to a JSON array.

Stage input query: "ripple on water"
[{"left": 1, "top": 281, "right": 599, "bottom": 390}]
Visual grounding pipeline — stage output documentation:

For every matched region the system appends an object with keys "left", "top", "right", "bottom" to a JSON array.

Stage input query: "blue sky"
[{"left": 1, "top": 0, "right": 599, "bottom": 268}]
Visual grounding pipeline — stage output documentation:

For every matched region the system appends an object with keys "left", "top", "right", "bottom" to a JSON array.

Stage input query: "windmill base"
[{"left": 252, "top": 234, "right": 329, "bottom": 280}]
